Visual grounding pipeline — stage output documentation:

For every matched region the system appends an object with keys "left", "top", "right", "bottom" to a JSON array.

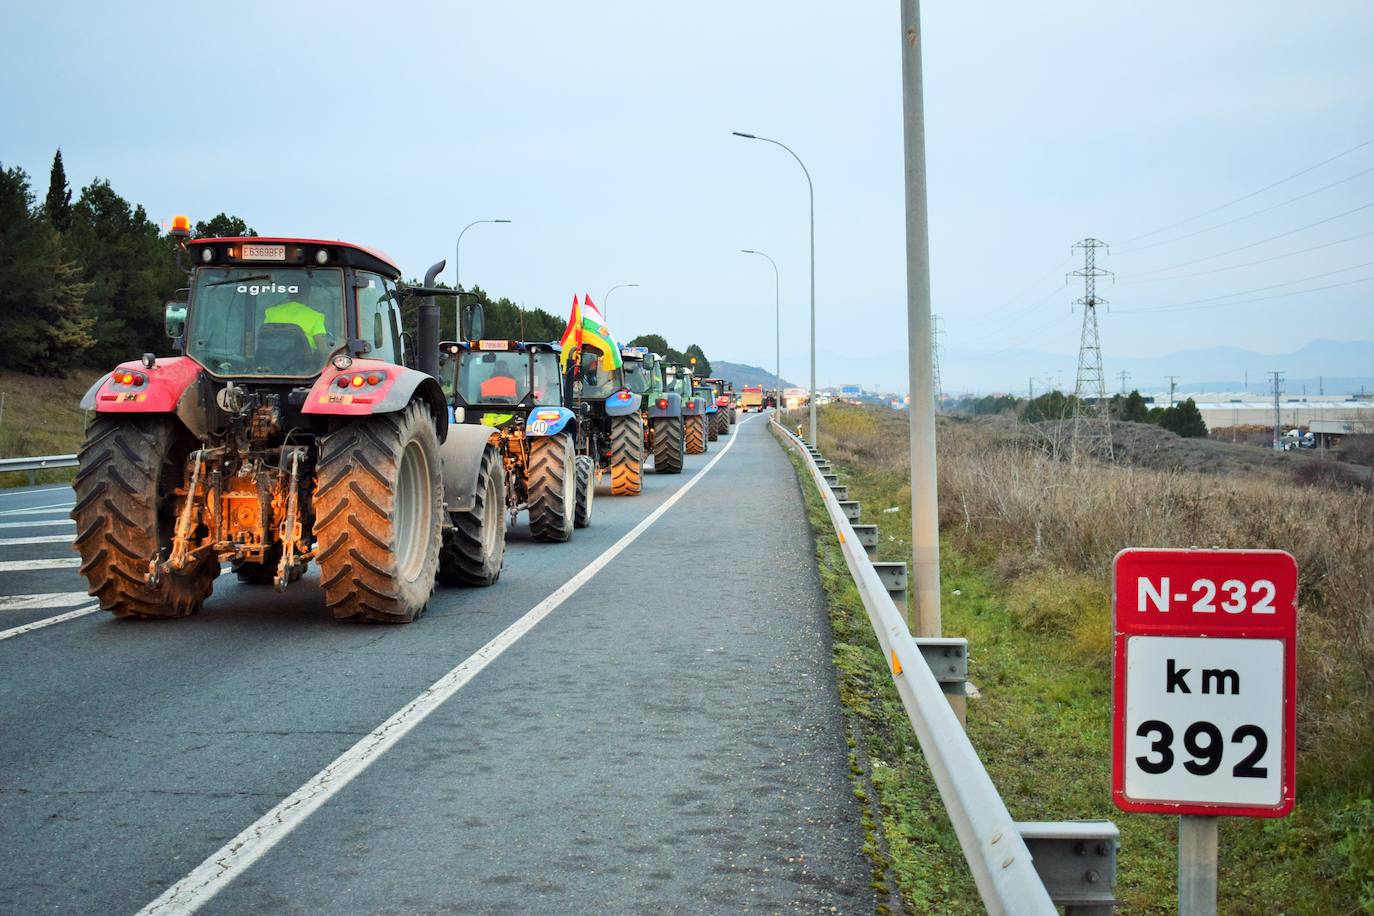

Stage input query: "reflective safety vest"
[{"left": 264, "top": 300, "right": 327, "bottom": 345}]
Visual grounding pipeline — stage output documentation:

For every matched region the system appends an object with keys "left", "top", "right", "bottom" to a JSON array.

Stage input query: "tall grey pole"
[
  {"left": 900, "top": 0, "right": 941, "bottom": 638},
  {"left": 741, "top": 249, "right": 780, "bottom": 415},
  {"left": 602, "top": 283, "right": 639, "bottom": 322},
  {"left": 732, "top": 132, "right": 816, "bottom": 446},
  {"left": 454, "top": 219, "right": 510, "bottom": 338}
]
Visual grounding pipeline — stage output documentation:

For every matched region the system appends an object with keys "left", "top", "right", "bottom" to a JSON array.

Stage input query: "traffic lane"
[
  {"left": 0, "top": 484, "right": 76, "bottom": 512},
  {"left": 0, "top": 442, "right": 722, "bottom": 915},
  {"left": 209, "top": 418, "right": 873, "bottom": 914}
]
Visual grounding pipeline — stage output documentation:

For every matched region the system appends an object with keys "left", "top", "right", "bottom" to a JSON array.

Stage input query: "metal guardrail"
[
  {"left": 0, "top": 454, "right": 78, "bottom": 486},
  {"left": 772, "top": 416, "right": 1119, "bottom": 914}
]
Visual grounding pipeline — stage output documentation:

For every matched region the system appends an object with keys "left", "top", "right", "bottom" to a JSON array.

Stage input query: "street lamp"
[
  {"left": 732, "top": 131, "right": 816, "bottom": 445},
  {"left": 740, "top": 249, "right": 780, "bottom": 416},
  {"left": 602, "top": 283, "right": 639, "bottom": 321},
  {"left": 454, "top": 219, "right": 511, "bottom": 337}
]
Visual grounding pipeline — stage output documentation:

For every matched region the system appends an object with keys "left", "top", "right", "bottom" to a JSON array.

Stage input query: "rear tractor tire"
[
  {"left": 574, "top": 455, "right": 595, "bottom": 528},
  {"left": 652, "top": 416, "right": 685, "bottom": 474},
  {"left": 609, "top": 414, "right": 644, "bottom": 496},
  {"left": 685, "top": 414, "right": 707, "bottom": 455},
  {"left": 314, "top": 401, "right": 443, "bottom": 624},
  {"left": 527, "top": 434, "right": 575, "bottom": 542},
  {"left": 438, "top": 445, "right": 506, "bottom": 586},
  {"left": 707, "top": 412, "right": 720, "bottom": 442},
  {"left": 71, "top": 415, "right": 218, "bottom": 618}
]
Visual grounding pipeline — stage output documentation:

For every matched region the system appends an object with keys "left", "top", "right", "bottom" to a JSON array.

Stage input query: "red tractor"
[{"left": 72, "top": 222, "right": 502, "bottom": 623}]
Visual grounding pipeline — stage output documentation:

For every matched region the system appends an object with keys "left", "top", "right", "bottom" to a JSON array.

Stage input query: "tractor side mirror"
[
  {"left": 164, "top": 303, "right": 187, "bottom": 339},
  {"left": 464, "top": 302, "right": 484, "bottom": 341}
]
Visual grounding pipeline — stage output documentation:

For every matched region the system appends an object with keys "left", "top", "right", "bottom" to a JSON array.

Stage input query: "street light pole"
[
  {"left": 454, "top": 219, "right": 511, "bottom": 337},
  {"left": 741, "top": 249, "right": 780, "bottom": 416},
  {"left": 732, "top": 131, "right": 816, "bottom": 446},
  {"left": 602, "top": 283, "right": 639, "bottom": 322}
]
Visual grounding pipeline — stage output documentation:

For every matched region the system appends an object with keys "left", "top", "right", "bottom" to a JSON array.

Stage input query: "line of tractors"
[{"left": 70, "top": 229, "right": 743, "bottom": 624}]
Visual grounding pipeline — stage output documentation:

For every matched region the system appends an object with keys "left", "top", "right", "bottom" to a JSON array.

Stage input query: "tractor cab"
[
  {"left": 178, "top": 237, "right": 405, "bottom": 380},
  {"left": 446, "top": 340, "right": 566, "bottom": 427}
]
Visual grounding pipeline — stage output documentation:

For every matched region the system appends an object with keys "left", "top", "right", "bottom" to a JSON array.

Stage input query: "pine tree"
[
  {"left": 44, "top": 148, "right": 72, "bottom": 232},
  {"left": 0, "top": 165, "right": 94, "bottom": 374},
  {"left": 194, "top": 212, "right": 257, "bottom": 238},
  {"left": 1158, "top": 398, "right": 1208, "bottom": 438}
]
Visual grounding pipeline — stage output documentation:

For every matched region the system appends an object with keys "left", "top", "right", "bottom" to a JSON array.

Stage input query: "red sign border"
[{"left": 1111, "top": 548, "right": 1297, "bottom": 818}]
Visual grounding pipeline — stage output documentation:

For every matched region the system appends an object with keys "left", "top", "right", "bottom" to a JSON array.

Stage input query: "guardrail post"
[
  {"left": 837, "top": 500, "right": 861, "bottom": 522},
  {"left": 872, "top": 561, "right": 907, "bottom": 609},
  {"left": 28, "top": 469, "right": 36, "bottom": 486},
  {"left": 829, "top": 483, "right": 849, "bottom": 501},
  {"left": 1016, "top": 821, "right": 1119, "bottom": 914},
  {"left": 852, "top": 523, "right": 879, "bottom": 556}
]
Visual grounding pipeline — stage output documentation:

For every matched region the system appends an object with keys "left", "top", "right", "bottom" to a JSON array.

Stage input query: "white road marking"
[
  {"left": 0, "top": 485, "right": 74, "bottom": 500},
  {"left": 138, "top": 416, "right": 753, "bottom": 915},
  {"left": 0, "top": 518, "right": 74, "bottom": 530},
  {"left": 0, "top": 558, "right": 81, "bottom": 573},
  {"left": 0, "top": 534, "right": 74, "bottom": 547},
  {"left": 0, "top": 590, "right": 94, "bottom": 611},
  {"left": 0, "top": 604, "right": 100, "bottom": 641},
  {"left": 0, "top": 503, "right": 74, "bottom": 517}
]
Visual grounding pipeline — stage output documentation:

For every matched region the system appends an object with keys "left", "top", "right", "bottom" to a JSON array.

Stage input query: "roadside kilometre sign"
[{"left": 1112, "top": 548, "right": 1297, "bottom": 818}]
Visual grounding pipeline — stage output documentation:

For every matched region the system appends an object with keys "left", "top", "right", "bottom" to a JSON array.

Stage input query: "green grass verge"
[
  {"left": 777, "top": 428, "right": 1372, "bottom": 915},
  {"left": 0, "top": 369, "right": 99, "bottom": 488}
]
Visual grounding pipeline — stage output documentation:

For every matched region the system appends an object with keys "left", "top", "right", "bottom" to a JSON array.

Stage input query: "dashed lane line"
[
  {"left": 0, "top": 590, "right": 95, "bottom": 611},
  {"left": 0, "top": 518, "right": 74, "bottom": 530},
  {"left": 0, "top": 604, "right": 100, "bottom": 641},
  {"left": 0, "top": 558, "right": 81, "bottom": 573},
  {"left": 0, "top": 485, "right": 74, "bottom": 500},
  {"left": 137, "top": 415, "right": 754, "bottom": 915},
  {"left": 0, "top": 534, "right": 75, "bottom": 547},
  {"left": 0, "top": 503, "right": 74, "bottom": 517}
]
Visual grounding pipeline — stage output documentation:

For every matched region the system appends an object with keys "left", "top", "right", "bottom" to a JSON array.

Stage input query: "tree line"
[
  {"left": 950, "top": 389, "right": 1208, "bottom": 437},
  {"left": 2, "top": 148, "right": 713, "bottom": 377}
]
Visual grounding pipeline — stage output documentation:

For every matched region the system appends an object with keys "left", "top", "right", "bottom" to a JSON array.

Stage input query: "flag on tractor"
[{"left": 558, "top": 293, "right": 622, "bottom": 373}]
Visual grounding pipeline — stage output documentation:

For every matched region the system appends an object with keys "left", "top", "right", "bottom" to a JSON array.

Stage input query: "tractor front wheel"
[
  {"left": 438, "top": 445, "right": 506, "bottom": 586},
  {"left": 685, "top": 414, "right": 707, "bottom": 455},
  {"left": 527, "top": 434, "right": 575, "bottom": 542},
  {"left": 652, "top": 417, "right": 684, "bottom": 474},
  {"left": 314, "top": 401, "right": 443, "bottom": 623},
  {"left": 574, "top": 455, "right": 595, "bottom": 528},
  {"left": 71, "top": 416, "right": 218, "bottom": 618},
  {"left": 609, "top": 414, "right": 644, "bottom": 495}
]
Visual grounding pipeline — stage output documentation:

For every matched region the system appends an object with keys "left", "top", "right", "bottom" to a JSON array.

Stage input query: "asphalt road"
[{"left": 0, "top": 415, "right": 873, "bottom": 914}]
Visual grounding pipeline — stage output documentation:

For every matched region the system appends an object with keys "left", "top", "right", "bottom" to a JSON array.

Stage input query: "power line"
[
  {"left": 1115, "top": 134, "right": 1374, "bottom": 245},
  {"left": 1114, "top": 273, "right": 1374, "bottom": 316},
  {"left": 1123, "top": 199, "right": 1374, "bottom": 277},
  {"left": 1121, "top": 227, "right": 1374, "bottom": 283},
  {"left": 1115, "top": 163, "right": 1374, "bottom": 255},
  {"left": 1116, "top": 258, "right": 1374, "bottom": 313}
]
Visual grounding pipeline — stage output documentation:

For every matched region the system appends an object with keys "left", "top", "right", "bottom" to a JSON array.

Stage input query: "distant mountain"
[{"left": 712, "top": 361, "right": 795, "bottom": 389}]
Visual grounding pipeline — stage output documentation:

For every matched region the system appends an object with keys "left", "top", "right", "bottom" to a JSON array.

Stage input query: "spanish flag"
[{"left": 558, "top": 294, "right": 622, "bottom": 373}]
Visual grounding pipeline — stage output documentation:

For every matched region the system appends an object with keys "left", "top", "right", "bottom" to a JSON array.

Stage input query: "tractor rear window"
[
  {"left": 622, "top": 360, "right": 651, "bottom": 395},
  {"left": 456, "top": 351, "right": 561, "bottom": 407},
  {"left": 186, "top": 268, "right": 345, "bottom": 378}
]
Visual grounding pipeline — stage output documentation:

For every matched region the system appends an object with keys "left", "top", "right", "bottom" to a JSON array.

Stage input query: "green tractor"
[
  {"left": 664, "top": 361, "right": 710, "bottom": 455},
  {"left": 446, "top": 339, "right": 592, "bottom": 551},
  {"left": 622, "top": 347, "right": 692, "bottom": 472},
  {"left": 571, "top": 344, "right": 645, "bottom": 495}
]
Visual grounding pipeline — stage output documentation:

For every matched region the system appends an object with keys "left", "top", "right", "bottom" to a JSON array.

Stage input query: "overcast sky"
[{"left": 5, "top": 1, "right": 1372, "bottom": 391}]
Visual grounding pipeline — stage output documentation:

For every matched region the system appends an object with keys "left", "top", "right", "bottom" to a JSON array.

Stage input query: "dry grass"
[{"left": 806, "top": 404, "right": 1374, "bottom": 793}]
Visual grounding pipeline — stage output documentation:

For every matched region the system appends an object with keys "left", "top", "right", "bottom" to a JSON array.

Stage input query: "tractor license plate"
[
  {"left": 478, "top": 340, "right": 509, "bottom": 350},
  {"left": 241, "top": 243, "right": 286, "bottom": 260}
]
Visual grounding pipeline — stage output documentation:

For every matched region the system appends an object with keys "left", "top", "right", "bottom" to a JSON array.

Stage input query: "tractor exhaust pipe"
[{"left": 417, "top": 260, "right": 446, "bottom": 380}]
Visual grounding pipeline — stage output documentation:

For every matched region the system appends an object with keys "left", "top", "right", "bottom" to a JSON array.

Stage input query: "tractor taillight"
[
  {"left": 336, "top": 376, "right": 350, "bottom": 388},
  {"left": 112, "top": 371, "right": 146, "bottom": 387},
  {"left": 616, "top": 390, "right": 631, "bottom": 400},
  {"left": 366, "top": 373, "right": 382, "bottom": 386},
  {"left": 351, "top": 375, "right": 365, "bottom": 388},
  {"left": 657, "top": 398, "right": 668, "bottom": 409}
]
